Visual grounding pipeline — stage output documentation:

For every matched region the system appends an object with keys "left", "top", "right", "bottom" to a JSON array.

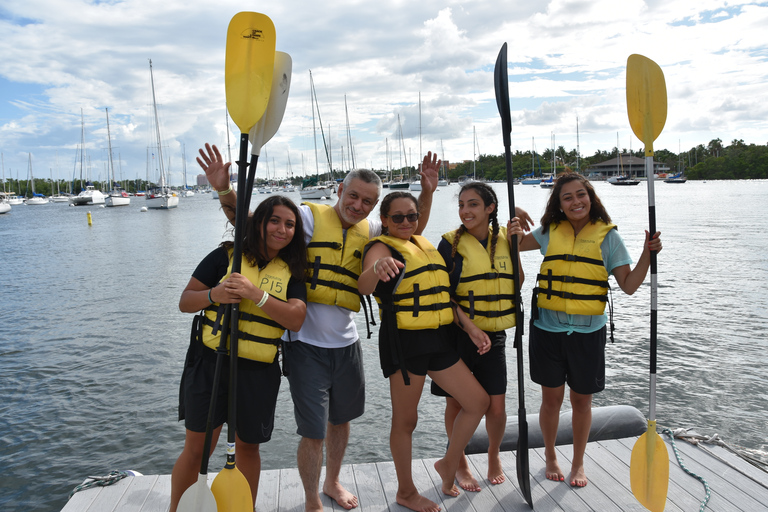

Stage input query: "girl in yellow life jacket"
[
  {"left": 518, "top": 173, "right": 662, "bottom": 489},
  {"left": 431, "top": 181, "right": 529, "bottom": 491},
  {"left": 170, "top": 196, "right": 308, "bottom": 512},
  {"left": 358, "top": 191, "right": 490, "bottom": 512}
]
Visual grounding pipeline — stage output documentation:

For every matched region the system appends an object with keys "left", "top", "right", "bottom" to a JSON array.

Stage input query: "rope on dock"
[
  {"left": 67, "top": 470, "right": 139, "bottom": 500},
  {"left": 668, "top": 428, "right": 768, "bottom": 489},
  {"left": 662, "top": 428, "right": 712, "bottom": 511}
]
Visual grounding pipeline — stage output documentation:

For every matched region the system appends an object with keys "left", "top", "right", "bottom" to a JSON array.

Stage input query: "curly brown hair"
[{"left": 540, "top": 172, "right": 611, "bottom": 233}]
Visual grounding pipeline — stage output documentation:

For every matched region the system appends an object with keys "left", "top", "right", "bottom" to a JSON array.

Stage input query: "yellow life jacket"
[
  {"left": 304, "top": 202, "right": 369, "bottom": 312},
  {"left": 201, "top": 252, "right": 290, "bottom": 363},
  {"left": 442, "top": 225, "right": 516, "bottom": 332},
  {"left": 536, "top": 220, "right": 616, "bottom": 316},
  {"left": 371, "top": 235, "right": 453, "bottom": 330}
]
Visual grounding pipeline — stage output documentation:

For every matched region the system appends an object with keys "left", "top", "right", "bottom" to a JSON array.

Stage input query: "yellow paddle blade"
[
  {"left": 211, "top": 466, "right": 253, "bottom": 512},
  {"left": 225, "top": 12, "right": 276, "bottom": 134},
  {"left": 626, "top": 54, "right": 667, "bottom": 156},
  {"left": 630, "top": 421, "right": 670, "bottom": 512}
]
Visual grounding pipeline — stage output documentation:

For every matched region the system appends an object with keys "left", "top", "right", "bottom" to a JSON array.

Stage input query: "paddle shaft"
[
  {"left": 223, "top": 133, "right": 252, "bottom": 469},
  {"left": 646, "top": 155, "right": 658, "bottom": 421},
  {"left": 494, "top": 42, "right": 533, "bottom": 508}
]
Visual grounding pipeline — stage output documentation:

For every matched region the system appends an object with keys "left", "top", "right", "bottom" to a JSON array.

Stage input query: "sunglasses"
[{"left": 386, "top": 212, "right": 420, "bottom": 223}]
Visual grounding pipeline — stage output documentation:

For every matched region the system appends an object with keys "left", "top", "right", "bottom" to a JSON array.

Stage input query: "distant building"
[
  {"left": 196, "top": 174, "right": 209, "bottom": 187},
  {"left": 586, "top": 153, "right": 670, "bottom": 179}
]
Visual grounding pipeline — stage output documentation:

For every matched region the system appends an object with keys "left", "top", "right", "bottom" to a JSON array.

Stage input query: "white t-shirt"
[{"left": 283, "top": 204, "right": 382, "bottom": 348}]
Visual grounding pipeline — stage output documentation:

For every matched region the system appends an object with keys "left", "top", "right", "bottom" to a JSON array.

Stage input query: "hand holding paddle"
[{"left": 626, "top": 53, "right": 670, "bottom": 512}]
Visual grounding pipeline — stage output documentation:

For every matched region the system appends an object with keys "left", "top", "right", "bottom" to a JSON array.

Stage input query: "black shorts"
[
  {"left": 529, "top": 324, "right": 606, "bottom": 395},
  {"left": 431, "top": 330, "right": 507, "bottom": 397},
  {"left": 178, "top": 335, "right": 281, "bottom": 444},
  {"left": 388, "top": 349, "right": 461, "bottom": 378}
]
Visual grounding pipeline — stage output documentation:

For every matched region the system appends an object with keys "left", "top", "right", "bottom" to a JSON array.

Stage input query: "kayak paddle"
[
  {"left": 210, "top": 11, "right": 276, "bottom": 512},
  {"left": 244, "top": 50, "right": 292, "bottom": 214},
  {"left": 626, "top": 53, "right": 669, "bottom": 512},
  {"left": 494, "top": 42, "right": 533, "bottom": 508}
]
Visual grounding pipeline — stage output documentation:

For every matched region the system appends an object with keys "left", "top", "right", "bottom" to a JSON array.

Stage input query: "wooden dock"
[{"left": 61, "top": 433, "right": 768, "bottom": 511}]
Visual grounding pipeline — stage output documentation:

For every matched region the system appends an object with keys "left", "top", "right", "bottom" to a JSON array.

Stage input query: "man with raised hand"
[{"left": 197, "top": 143, "right": 439, "bottom": 511}]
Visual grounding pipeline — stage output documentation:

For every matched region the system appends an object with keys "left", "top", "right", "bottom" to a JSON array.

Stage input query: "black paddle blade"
[
  {"left": 494, "top": 43, "right": 512, "bottom": 147},
  {"left": 517, "top": 414, "right": 533, "bottom": 507}
]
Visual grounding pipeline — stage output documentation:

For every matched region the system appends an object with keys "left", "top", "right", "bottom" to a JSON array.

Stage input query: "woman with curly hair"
[{"left": 519, "top": 172, "right": 662, "bottom": 488}]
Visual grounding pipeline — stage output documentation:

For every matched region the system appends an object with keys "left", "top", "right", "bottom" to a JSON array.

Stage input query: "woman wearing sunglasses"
[{"left": 358, "top": 191, "right": 490, "bottom": 512}]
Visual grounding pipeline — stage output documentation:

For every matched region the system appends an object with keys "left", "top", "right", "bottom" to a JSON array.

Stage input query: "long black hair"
[{"left": 222, "top": 195, "right": 307, "bottom": 280}]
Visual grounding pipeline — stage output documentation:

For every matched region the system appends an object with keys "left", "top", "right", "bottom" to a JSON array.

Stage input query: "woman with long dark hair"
[
  {"left": 170, "top": 195, "right": 308, "bottom": 511},
  {"left": 519, "top": 172, "right": 662, "bottom": 488}
]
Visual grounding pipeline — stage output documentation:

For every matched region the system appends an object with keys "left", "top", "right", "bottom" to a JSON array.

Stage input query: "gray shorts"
[{"left": 284, "top": 339, "right": 365, "bottom": 439}]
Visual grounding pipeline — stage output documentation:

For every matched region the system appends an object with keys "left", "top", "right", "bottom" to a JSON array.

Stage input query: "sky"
[{"left": 1, "top": 0, "right": 767, "bottom": 186}]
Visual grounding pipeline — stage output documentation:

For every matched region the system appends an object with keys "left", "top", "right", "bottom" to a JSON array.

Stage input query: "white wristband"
[
  {"left": 256, "top": 292, "right": 269, "bottom": 308},
  {"left": 373, "top": 260, "right": 379, "bottom": 274}
]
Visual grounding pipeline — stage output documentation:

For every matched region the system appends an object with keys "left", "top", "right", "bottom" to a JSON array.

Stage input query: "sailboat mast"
[
  {"left": 29, "top": 153, "right": 34, "bottom": 195},
  {"left": 552, "top": 132, "right": 555, "bottom": 175},
  {"left": 418, "top": 92, "right": 422, "bottom": 164},
  {"left": 149, "top": 59, "right": 166, "bottom": 190},
  {"left": 182, "top": 143, "right": 187, "bottom": 189},
  {"left": 105, "top": 108, "right": 116, "bottom": 186},
  {"left": 576, "top": 116, "right": 581, "bottom": 173},
  {"left": 80, "top": 108, "right": 85, "bottom": 190},
  {"left": 473, "top": 126, "right": 477, "bottom": 180},
  {"left": 310, "top": 70, "right": 320, "bottom": 178},
  {"left": 345, "top": 95, "right": 355, "bottom": 169}
]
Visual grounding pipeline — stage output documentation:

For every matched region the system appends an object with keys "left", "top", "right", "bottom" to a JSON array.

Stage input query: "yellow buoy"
[{"left": 87, "top": 211, "right": 92, "bottom": 226}]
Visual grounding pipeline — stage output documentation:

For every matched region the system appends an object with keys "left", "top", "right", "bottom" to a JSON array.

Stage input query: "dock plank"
[{"left": 59, "top": 436, "right": 768, "bottom": 512}]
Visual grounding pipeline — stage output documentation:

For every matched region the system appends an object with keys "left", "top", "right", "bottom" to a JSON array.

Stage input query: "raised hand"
[{"left": 196, "top": 143, "right": 232, "bottom": 192}]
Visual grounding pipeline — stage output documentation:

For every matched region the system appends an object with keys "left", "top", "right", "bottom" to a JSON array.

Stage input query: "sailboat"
[
  {"left": 24, "top": 154, "right": 48, "bottom": 205},
  {"left": 104, "top": 108, "right": 130, "bottom": 207},
  {"left": 70, "top": 110, "right": 106, "bottom": 205},
  {"left": 299, "top": 70, "right": 334, "bottom": 200},
  {"left": 388, "top": 114, "right": 410, "bottom": 189},
  {"left": 521, "top": 137, "right": 542, "bottom": 185},
  {"left": 609, "top": 134, "right": 640, "bottom": 186},
  {"left": 438, "top": 139, "right": 448, "bottom": 186},
  {"left": 664, "top": 142, "right": 687, "bottom": 183},
  {"left": 181, "top": 144, "right": 195, "bottom": 196},
  {"left": 145, "top": 60, "right": 179, "bottom": 209},
  {"left": 540, "top": 133, "right": 556, "bottom": 188},
  {"left": 1, "top": 153, "right": 11, "bottom": 212}
]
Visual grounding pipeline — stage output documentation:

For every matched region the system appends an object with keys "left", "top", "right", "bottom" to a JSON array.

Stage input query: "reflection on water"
[{"left": 1, "top": 181, "right": 766, "bottom": 511}]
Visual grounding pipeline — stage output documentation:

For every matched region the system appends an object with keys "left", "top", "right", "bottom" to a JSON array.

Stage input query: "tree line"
[{"left": 441, "top": 138, "right": 768, "bottom": 181}]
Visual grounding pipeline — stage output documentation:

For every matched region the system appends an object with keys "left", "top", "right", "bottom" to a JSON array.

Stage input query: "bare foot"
[
  {"left": 433, "top": 459, "right": 461, "bottom": 497},
  {"left": 545, "top": 457, "right": 565, "bottom": 482},
  {"left": 456, "top": 456, "right": 481, "bottom": 491},
  {"left": 569, "top": 465, "right": 588, "bottom": 487},
  {"left": 323, "top": 481, "right": 358, "bottom": 509},
  {"left": 487, "top": 453, "right": 505, "bottom": 485},
  {"left": 396, "top": 489, "right": 441, "bottom": 512}
]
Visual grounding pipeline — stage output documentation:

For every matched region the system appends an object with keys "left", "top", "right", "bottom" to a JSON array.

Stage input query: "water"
[{"left": 1, "top": 181, "right": 767, "bottom": 511}]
